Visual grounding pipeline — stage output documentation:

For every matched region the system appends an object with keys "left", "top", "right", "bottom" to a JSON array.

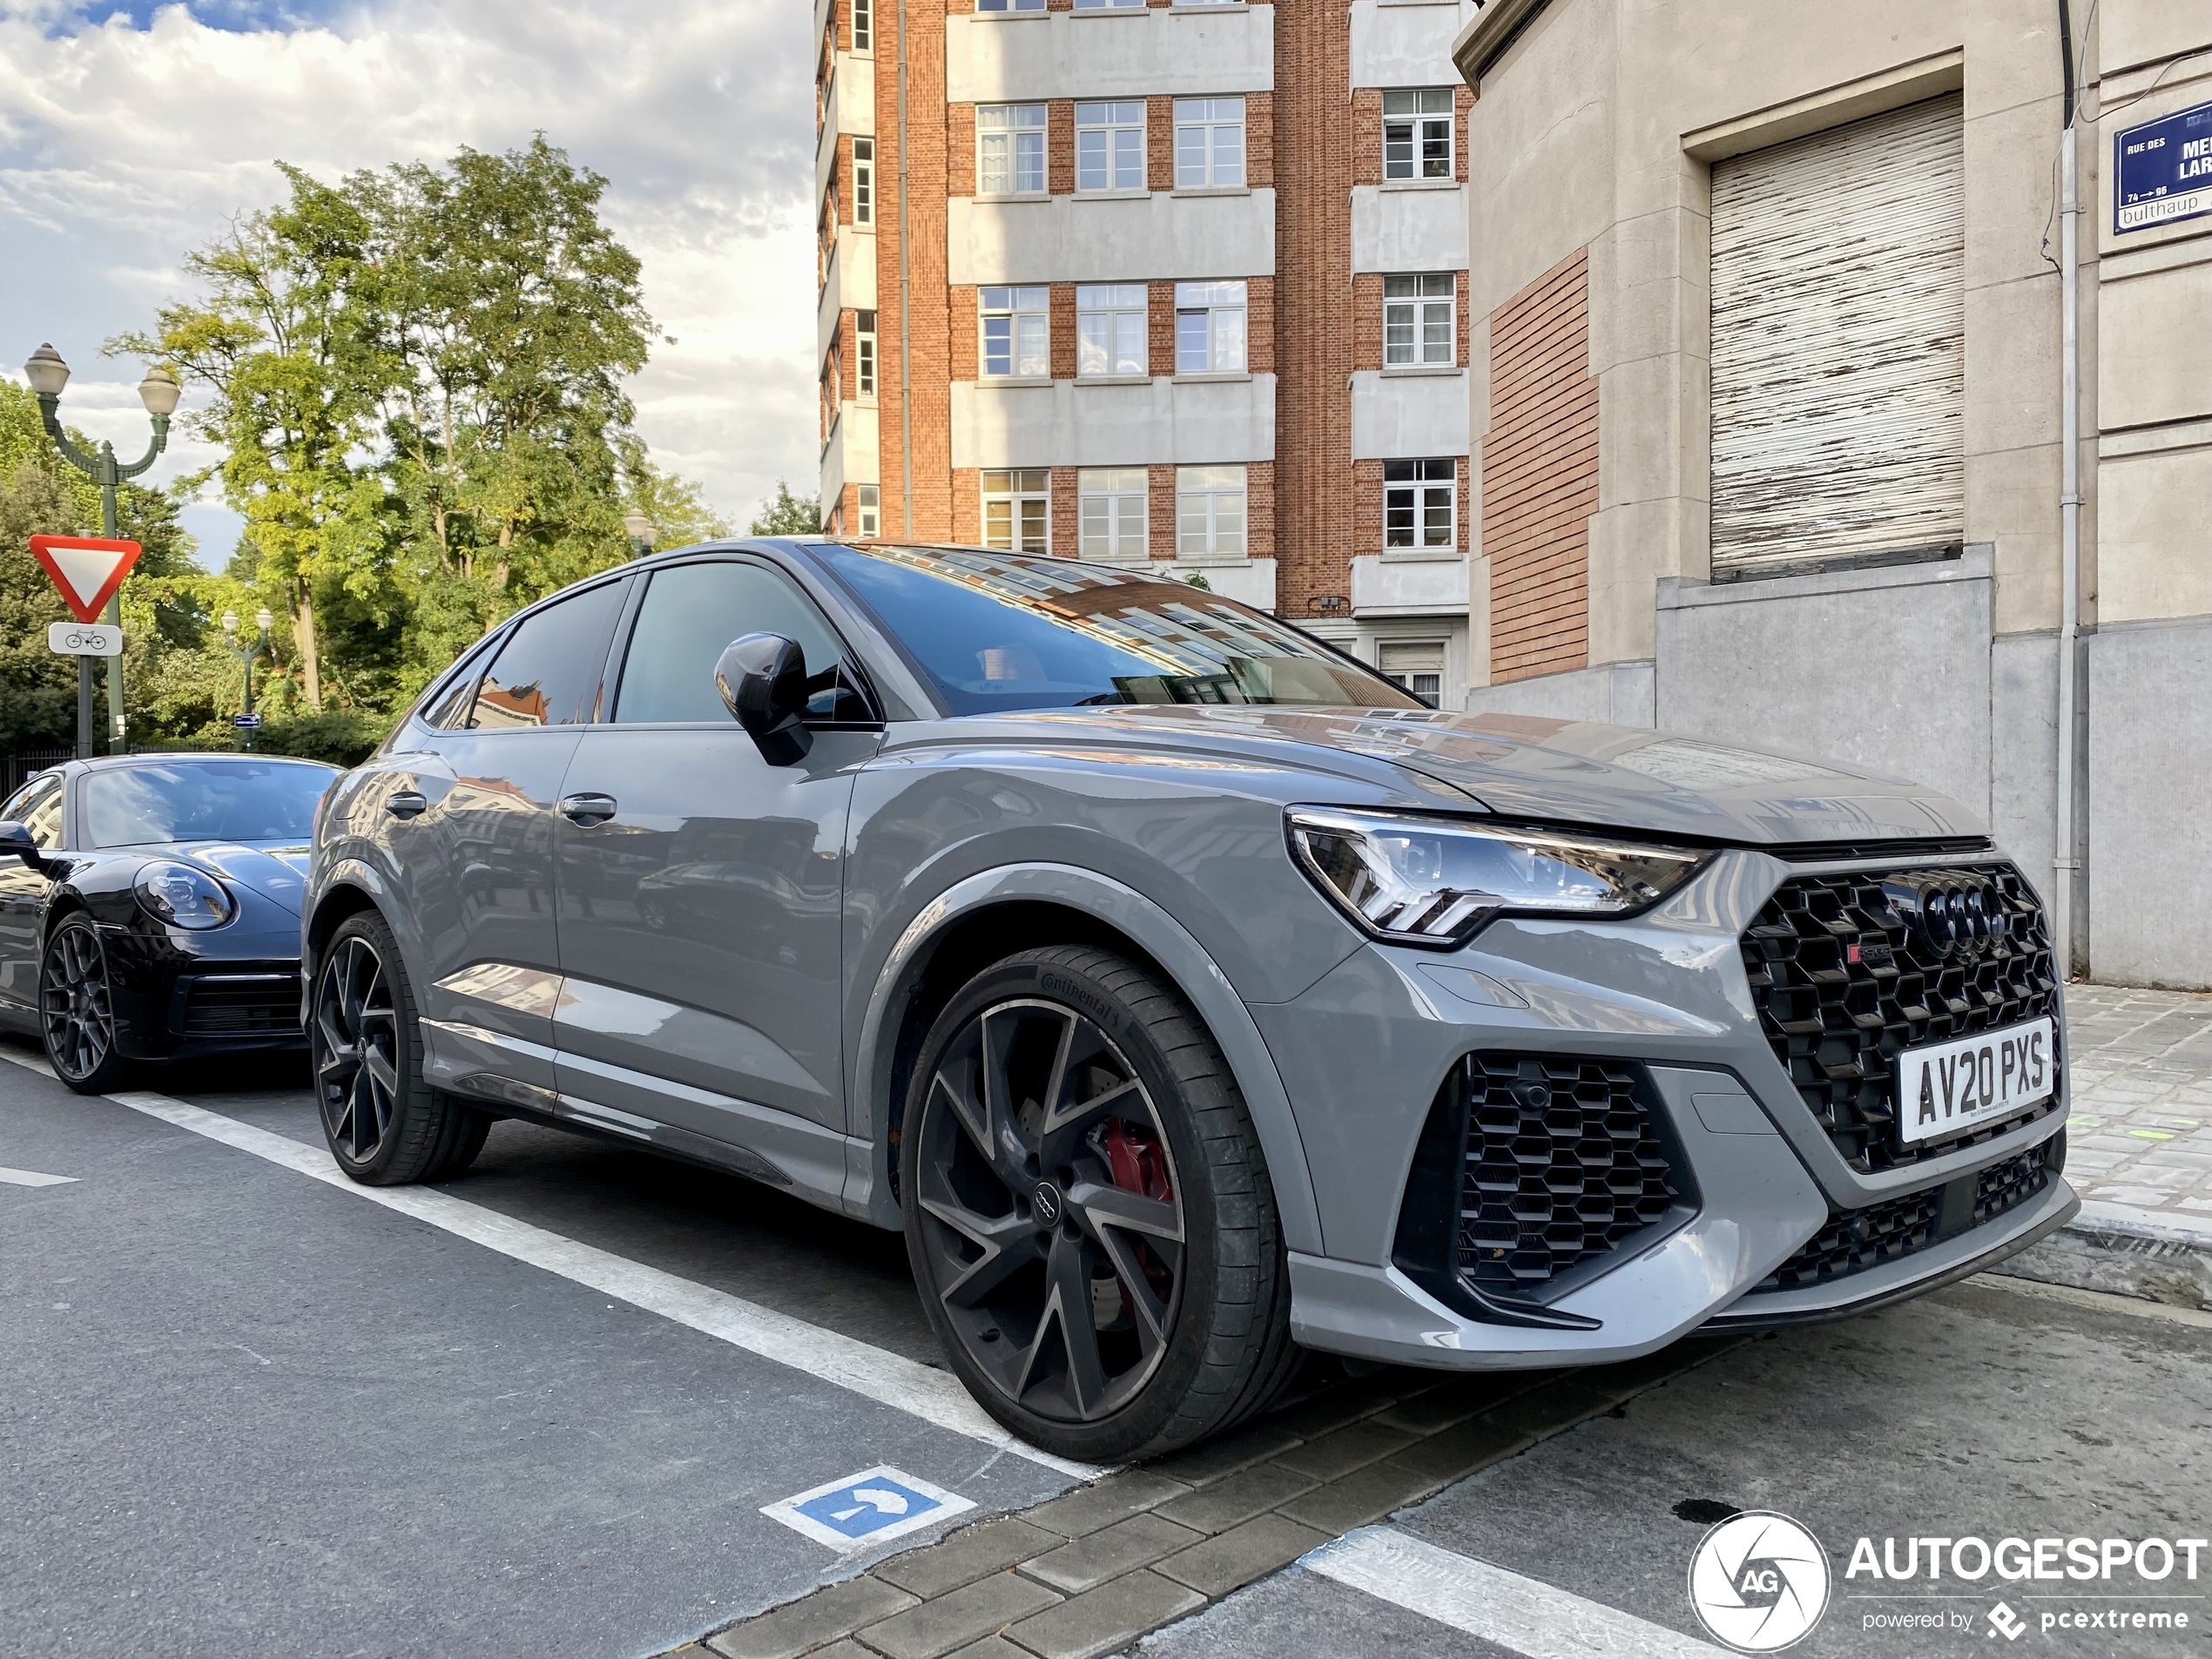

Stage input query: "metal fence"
[{"left": 2, "top": 752, "right": 71, "bottom": 798}]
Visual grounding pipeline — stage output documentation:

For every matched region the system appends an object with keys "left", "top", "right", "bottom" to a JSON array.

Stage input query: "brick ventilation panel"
[{"left": 1483, "top": 249, "right": 1596, "bottom": 682}]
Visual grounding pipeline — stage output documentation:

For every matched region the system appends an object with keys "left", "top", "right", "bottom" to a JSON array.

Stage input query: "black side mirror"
[
  {"left": 714, "top": 633, "right": 815, "bottom": 765},
  {"left": 0, "top": 822, "right": 45, "bottom": 871}
]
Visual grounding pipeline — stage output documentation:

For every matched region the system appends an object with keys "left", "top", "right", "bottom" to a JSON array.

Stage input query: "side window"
[
  {"left": 469, "top": 582, "right": 629, "bottom": 729},
  {"left": 421, "top": 646, "right": 493, "bottom": 731},
  {"left": 614, "top": 562, "right": 869, "bottom": 725},
  {"left": 15, "top": 780, "right": 64, "bottom": 849}
]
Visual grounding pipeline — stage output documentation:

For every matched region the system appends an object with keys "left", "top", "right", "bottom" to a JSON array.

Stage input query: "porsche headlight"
[
  {"left": 134, "top": 860, "right": 235, "bottom": 930},
  {"left": 1286, "top": 808, "right": 1712, "bottom": 948}
]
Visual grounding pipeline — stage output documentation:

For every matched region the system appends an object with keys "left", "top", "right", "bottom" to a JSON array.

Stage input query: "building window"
[
  {"left": 1176, "top": 280, "right": 1247, "bottom": 374},
  {"left": 857, "top": 483, "right": 880, "bottom": 539},
  {"left": 980, "top": 287, "right": 1049, "bottom": 379},
  {"left": 1384, "top": 457, "right": 1455, "bottom": 549},
  {"left": 1384, "top": 273, "right": 1453, "bottom": 366},
  {"left": 975, "top": 0, "right": 1045, "bottom": 10},
  {"left": 1076, "top": 284, "right": 1148, "bottom": 378},
  {"left": 852, "top": 0, "right": 872, "bottom": 51},
  {"left": 1378, "top": 641, "right": 1444, "bottom": 708},
  {"left": 1076, "top": 101, "right": 1146, "bottom": 192},
  {"left": 1383, "top": 89, "right": 1453, "bottom": 181},
  {"left": 1177, "top": 464, "right": 1246, "bottom": 559},
  {"left": 856, "top": 310, "right": 877, "bottom": 396},
  {"left": 983, "top": 469, "right": 1051, "bottom": 553},
  {"left": 1072, "top": 0, "right": 1145, "bottom": 8},
  {"left": 853, "top": 138, "right": 874, "bottom": 224},
  {"left": 1175, "top": 98, "right": 1244, "bottom": 189},
  {"left": 1078, "top": 469, "right": 1148, "bottom": 563},
  {"left": 979, "top": 104, "right": 1047, "bottom": 196}
]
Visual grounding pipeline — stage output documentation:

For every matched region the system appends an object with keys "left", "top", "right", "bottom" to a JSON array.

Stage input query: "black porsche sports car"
[{"left": 0, "top": 754, "right": 339, "bottom": 1092}]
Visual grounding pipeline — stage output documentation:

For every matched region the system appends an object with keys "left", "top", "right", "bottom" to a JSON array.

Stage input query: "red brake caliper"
[{"left": 1103, "top": 1118, "right": 1174, "bottom": 1295}]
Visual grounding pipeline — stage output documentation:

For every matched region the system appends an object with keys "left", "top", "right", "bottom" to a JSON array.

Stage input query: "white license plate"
[{"left": 1895, "top": 1017, "right": 2056, "bottom": 1146}]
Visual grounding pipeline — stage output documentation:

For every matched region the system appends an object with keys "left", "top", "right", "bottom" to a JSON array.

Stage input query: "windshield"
[
  {"left": 84, "top": 761, "right": 338, "bottom": 849},
  {"left": 812, "top": 544, "right": 1421, "bottom": 716}
]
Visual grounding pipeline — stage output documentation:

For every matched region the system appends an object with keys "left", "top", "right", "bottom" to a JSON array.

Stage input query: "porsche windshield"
[
  {"left": 84, "top": 761, "right": 337, "bottom": 848},
  {"left": 813, "top": 544, "right": 1422, "bottom": 716}
]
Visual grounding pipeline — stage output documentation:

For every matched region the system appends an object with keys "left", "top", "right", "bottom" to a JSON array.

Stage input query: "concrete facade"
[{"left": 1450, "top": 0, "right": 2212, "bottom": 987}]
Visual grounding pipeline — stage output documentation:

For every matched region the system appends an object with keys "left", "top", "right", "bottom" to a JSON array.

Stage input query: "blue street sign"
[
  {"left": 761, "top": 1466, "right": 974, "bottom": 1550},
  {"left": 2114, "top": 98, "right": 2212, "bottom": 233},
  {"left": 233, "top": 712, "right": 264, "bottom": 729}
]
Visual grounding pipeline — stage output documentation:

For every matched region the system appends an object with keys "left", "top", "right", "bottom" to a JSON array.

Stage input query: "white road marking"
[
  {"left": 0, "top": 1048, "right": 1096, "bottom": 1479},
  {"left": 1305, "top": 1527, "right": 1730, "bottom": 1659},
  {"left": 0, "top": 1165, "right": 78, "bottom": 1186}
]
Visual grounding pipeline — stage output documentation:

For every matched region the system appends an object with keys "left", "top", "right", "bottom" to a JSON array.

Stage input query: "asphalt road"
[{"left": 5, "top": 1040, "right": 2209, "bottom": 1659}]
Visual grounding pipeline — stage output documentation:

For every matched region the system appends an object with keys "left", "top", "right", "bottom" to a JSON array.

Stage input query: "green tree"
[{"left": 749, "top": 479, "right": 821, "bottom": 536}]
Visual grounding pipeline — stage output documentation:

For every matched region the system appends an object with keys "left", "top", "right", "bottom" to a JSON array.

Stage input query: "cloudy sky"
[{"left": 0, "top": 0, "right": 816, "bottom": 564}]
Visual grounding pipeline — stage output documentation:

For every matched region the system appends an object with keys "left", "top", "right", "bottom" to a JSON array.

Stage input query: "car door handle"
[
  {"left": 386, "top": 791, "right": 428, "bottom": 819},
  {"left": 559, "top": 793, "right": 618, "bottom": 826}
]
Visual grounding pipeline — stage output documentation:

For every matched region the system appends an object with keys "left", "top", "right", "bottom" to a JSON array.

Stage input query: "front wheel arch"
[{"left": 852, "top": 865, "right": 1323, "bottom": 1257}]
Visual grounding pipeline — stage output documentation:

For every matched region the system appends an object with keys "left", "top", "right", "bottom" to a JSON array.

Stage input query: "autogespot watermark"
[
  {"left": 1689, "top": 1518, "right": 2209, "bottom": 1649},
  {"left": 1844, "top": 1534, "right": 2205, "bottom": 1642},
  {"left": 1689, "top": 1512, "right": 1833, "bottom": 1651}
]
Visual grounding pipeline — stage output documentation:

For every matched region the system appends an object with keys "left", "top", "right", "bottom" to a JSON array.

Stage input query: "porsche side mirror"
[
  {"left": 714, "top": 633, "right": 815, "bottom": 765},
  {"left": 0, "top": 821, "right": 45, "bottom": 871}
]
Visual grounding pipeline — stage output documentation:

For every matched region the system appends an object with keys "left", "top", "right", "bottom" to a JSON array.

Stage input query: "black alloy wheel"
[
  {"left": 914, "top": 996, "right": 1187, "bottom": 1423},
  {"left": 902, "top": 946, "right": 1298, "bottom": 1462},
  {"left": 310, "top": 910, "right": 490, "bottom": 1184},
  {"left": 41, "top": 915, "right": 128, "bottom": 1094},
  {"left": 314, "top": 929, "right": 401, "bottom": 1163}
]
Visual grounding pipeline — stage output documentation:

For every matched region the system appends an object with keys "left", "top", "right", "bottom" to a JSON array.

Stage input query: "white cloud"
[{"left": 0, "top": 0, "right": 816, "bottom": 563}]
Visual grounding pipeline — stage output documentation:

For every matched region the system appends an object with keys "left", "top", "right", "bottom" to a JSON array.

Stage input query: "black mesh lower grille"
[
  {"left": 1454, "top": 1055, "right": 1680, "bottom": 1297},
  {"left": 184, "top": 976, "right": 301, "bottom": 1035},
  {"left": 1758, "top": 1141, "right": 2060, "bottom": 1292},
  {"left": 1739, "top": 861, "right": 2061, "bottom": 1173}
]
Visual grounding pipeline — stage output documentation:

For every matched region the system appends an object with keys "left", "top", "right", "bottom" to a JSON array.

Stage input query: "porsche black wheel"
[
  {"left": 312, "top": 910, "right": 489, "bottom": 1184},
  {"left": 901, "top": 945, "right": 1297, "bottom": 1462},
  {"left": 40, "top": 914, "right": 131, "bottom": 1095}
]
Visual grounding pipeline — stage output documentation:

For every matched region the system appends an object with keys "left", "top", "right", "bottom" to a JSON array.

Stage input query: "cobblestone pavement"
[{"left": 2061, "top": 982, "right": 2212, "bottom": 1214}]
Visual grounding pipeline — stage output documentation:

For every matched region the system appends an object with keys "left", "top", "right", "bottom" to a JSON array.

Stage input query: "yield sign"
[{"left": 30, "top": 536, "right": 142, "bottom": 624}]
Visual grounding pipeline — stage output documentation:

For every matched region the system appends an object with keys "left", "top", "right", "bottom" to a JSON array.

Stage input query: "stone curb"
[
  {"left": 673, "top": 1339, "right": 1743, "bottom": 1659},
  {"left": 1993, "top": 1200, "right": 2212, "bottom": 1309}
]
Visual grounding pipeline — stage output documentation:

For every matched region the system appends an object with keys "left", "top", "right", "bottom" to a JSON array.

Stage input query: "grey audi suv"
[{"left": 300, "top": 539, "right": 2075, "bottom": 1462}]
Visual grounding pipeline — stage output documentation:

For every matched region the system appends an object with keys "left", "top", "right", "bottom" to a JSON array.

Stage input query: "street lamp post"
[
  {"left": 24, "top": 343, "right": 179, "bottom": 759},
  {"left": 623, "top": 509, "right": 658, "bottom": 559},
  {"left": 221, "top": 608, "right": 273, "bottom": 752}
]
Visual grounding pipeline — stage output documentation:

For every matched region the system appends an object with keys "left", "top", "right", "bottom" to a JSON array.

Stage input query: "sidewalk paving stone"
[
  {"left": 1003, "top": 1570, "right": 1204, "bottom": 1659},
  {"left": 856, "top": 1573, "right": 1062, "bottom": 1659}
]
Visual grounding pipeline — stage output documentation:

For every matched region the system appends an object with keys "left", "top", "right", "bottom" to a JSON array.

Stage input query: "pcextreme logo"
[{"left": 1688, "top": 1511, "right": 1832, "bottom": 1652}]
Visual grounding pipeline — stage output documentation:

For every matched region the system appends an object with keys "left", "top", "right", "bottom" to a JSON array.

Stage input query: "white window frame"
[
  {"left": 979, "top": 104, "right": 1048, "bottom": 197},
  {"left": 1377, "top": 640, "right": 1445, "bottom": 707},
  {"left": 975, "top": 0, "right": 1045, "bottom": 10},
  {"left": 1076, "top": 284, "right": 1149, "bottom": 379},
  {"left": 1078, "top": 468, "right": 1149, "bottom": 563},
  {"left": 856, "top": 309, "right": 877, "bottom": 398},
  {"left": 856, "top": 483, "right": 880, "bottom": 538},
  {"left": 851, "top": 0, "right": 872, "bottom": 51},
  {"left": 979, "top": 286, "right": 1050, "bottom": 380},
  {"left": 1072, "top": 0, "right": 1145, "bottom": 9},
  {"left": 853, "top": 138, "right": 874, "bottom": 225},
  {"left": 1176, "top": 464, "right": 1246, "bottom": 561},
  {"left": 1384, "top": 273, "right": 1453, "bottom": 367},
  {"left": 1175, "top": 280, "right": 1247, "bottom": 375},
  {"left": 1174, "top": 98, "right": 1245, "bottom": 190},
  {"left": 1076, "top": 100, "right": 1147, "bottom": 193},
  {"left": 983, "top": 469, "right": 1051, "bottom": 554},
  {"left": 1384, "top": 457, "right": 1455, "bottom": 550},
  {"left": 1383, "top": 89, "right": 1453, "bottom": 182}
]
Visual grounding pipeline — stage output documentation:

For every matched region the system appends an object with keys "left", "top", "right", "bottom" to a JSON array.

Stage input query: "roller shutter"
[{"left": 1709, "top": 95, "right": 1965, "bottom": 580}]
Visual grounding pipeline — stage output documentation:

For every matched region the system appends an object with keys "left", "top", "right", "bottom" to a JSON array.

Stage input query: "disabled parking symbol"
[{"left": 762, "top": 1466, "right": 975, "bottom": 1551}]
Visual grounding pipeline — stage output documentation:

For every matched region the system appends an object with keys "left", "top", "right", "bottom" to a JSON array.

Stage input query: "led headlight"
[
  {"left": 133, "top": 860, "right": 235, "bottom": 930},
  {"left": 1286, "top": 807, "right": 1712, "bottom": 948}
]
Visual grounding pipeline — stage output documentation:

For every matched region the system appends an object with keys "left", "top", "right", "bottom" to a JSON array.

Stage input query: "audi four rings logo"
[
  {"left": 1881, "top": 873, "right": 2011, "bottom": 959},
  {"left": 1689, "top": 1511, "right": 1832, "bottom": 1651}
]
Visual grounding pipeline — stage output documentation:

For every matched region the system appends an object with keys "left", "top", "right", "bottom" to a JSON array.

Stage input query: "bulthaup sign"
[{"left": 2114, "top": 98, "right": 2212, "bottom": 233}]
